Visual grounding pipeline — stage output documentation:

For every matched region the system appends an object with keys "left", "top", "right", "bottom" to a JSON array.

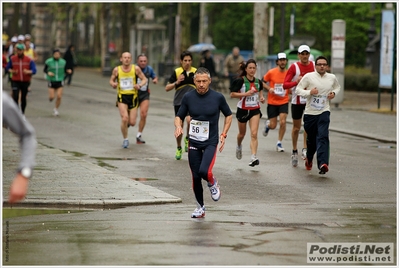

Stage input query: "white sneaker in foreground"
[
  {"left": 276, "top": 143, "right": 284, "bottom": 152},
  {"left": 301, "top": 148, "right": 307, "bottom": 160},
  {"left": 122, "top": 139, "right": 129, "bottom": 149},
  {"left": 208, "top": 179, "right": 221, "bottom": 201},
  {"left": 291, "top": 153, "right": 298, "bottom": 167},
  {"left": 236, "top": 146, "right": 242, "bottom": 160},
  {"left": 263, "top": 119, "right": 270, "bottom": 136},
  {"left": 249, "top": 157, "right": 259, "bottom": 167},
  {"left": 191, "top": 205, "right": 205, "bottom": 218},
  {"left": 53, "top": 108, "right": 59, "bottom": 116}
]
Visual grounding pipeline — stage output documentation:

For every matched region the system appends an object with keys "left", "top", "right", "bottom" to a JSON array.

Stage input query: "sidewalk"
[
  {"left": 3, "top": 130, "right": 182, "bottom": 208},
  {"left": 3, "top": 65, "right": 396, "bottom": 209}
]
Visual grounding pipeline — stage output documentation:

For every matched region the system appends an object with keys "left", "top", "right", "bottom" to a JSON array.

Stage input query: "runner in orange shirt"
[{"left": 262, "top": 53, "right": 289, "bottom": 152}]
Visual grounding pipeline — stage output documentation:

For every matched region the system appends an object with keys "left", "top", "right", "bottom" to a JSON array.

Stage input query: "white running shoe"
[
  {"left": 53, "top": 108, "right": 59, "bottom": 116},
  {"left": 301, "top": 148, "right": 307, "bottom": 160},
  {"left": 236, "top": 145, "right": 242, "bottom": 160},
  {"left": 276, "top": 142, "right": 284, "bottom": 152},
  {"left": 291, "top": 153, "right": 298, "bottom": 167},
  {"left": 122, "top": 139, "right": 129, "bottom": 149},
  {"left": 208, "top": 178, "right": 221, "bottom": 201},
  {"left": 191, "top": 205, "right": 205, "bottom": 218},
  {"left": 249, "top": 157, "right": 259, "bottom": 167},
  {"left": 263, "top": 120, "right": 270, "bottom": 136}
]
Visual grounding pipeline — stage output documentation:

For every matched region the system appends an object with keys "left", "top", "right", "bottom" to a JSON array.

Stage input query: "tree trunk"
[
  {"left": 198, "top": 3, "right": 206, "bottom": 43},
  {"left": 100, "top": 3, "right": 107, "bottom": 70},
  {"left": 253, "top": 2, "right": 269, "bottom": 59},
  {"left": 10, "top": 3, "right": 20, "bottom": 36},
  {"left": 120, "top": 3, "right": 130, "bottom": 53},
  {"left": 93, "top": 4, "right": 101, "bottom": 56},
  {"left": 24, "top": 3, "right": 32, "bottom": 34},
  {"left": 179, "top": 3, "right": 191, "bottom": 53}
]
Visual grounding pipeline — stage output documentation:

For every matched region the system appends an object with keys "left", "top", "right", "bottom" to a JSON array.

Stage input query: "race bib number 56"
[{"left": 189, "top": 120, "right": 210, "bottom": 141}]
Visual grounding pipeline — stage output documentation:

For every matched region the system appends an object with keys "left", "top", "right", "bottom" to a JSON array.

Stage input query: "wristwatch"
[{"left": 19, "top": 167, "right": 32, "bottom": 179}]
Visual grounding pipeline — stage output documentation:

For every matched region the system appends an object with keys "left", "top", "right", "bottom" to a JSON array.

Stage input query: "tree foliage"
[
  {"left": 282, "top": 3, "right": 383, "bottom": 67},
  {"left": 2, "top": 2, "right": 390, "bottom": 68},
  {"left": 206, "top": 2, "right": 386, "bottom": 67},
  {"left": 207, "top": 3, "right": 254, "bottom": 50}
]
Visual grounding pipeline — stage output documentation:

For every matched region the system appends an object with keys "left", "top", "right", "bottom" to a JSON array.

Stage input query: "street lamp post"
[{"left": 102, "top": 3, "right": 111, "bottom": 76}]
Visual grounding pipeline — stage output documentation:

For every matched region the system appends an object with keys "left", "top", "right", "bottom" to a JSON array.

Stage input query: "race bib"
[
  {"left": 310, "top": 95, "right": 327, "bottom": 110},
  {"left": 274, "top": 83, "right": 285, "bottom": 97},
  {"left": 244, "top": 86, "right": 259, "bottom": 107},
  {"left": 137, "top": 78, "right": 147, "bottom": 91},
  {"left": 244, "top": 95, "right": 259, "bottom": 107},
  {"left": 120, "top": 77, "right": 134, "bottom": 90},
  {"left": 300, "top": 96, "right": 307, "bottom": 104},
  {"left": 189, "top": 120, "right": 210, "bottom": 141}
]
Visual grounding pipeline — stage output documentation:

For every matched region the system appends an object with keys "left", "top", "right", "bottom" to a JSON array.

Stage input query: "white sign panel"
[{"left": 379, "top": 10, "right": 395, "bottom": 88}]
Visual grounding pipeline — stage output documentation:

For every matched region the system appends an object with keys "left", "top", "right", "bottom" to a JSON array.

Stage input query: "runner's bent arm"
[
  {"left": 165, "top": 73, "right": 177, "bottom": 92},
  {"left": 174, "top": 116, "right": 184, "bottom": 138},
  {"left": 295, "top": 76, "right": 313, "bottom": 96},
  {"left": 134, "top": 65, "right": 147, "bottom": 90},
  {"left": 283, "top": 65, "right": 297, "bottom": 90},
  {"left": 109, "top": 67, "right": 119, "bottom": 88},
  {"left": 219, "top": 114, "right": 232, "bottom": 153},
  {"left": 149, "top": 67, "right": 158, "bottom": 84}
]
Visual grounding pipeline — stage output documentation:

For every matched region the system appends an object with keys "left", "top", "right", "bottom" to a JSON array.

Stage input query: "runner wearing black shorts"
[
  {"left": 135, "top": 54, "right": 158, "bottom": 144},
  {"left": 117, "top": 93, "right": 139, "bottom": 111},
  {"left": 230, "top": 59, "right": 265, "bottom": 167},
  {"left": 291, "top": 103, "right": 306, "bottom": 120},
  {"left": 48, "top": 81, "right": 63, "bottom": 89},
  {"left": 109, "top": 52, "right": 147, "bottom": 149}
]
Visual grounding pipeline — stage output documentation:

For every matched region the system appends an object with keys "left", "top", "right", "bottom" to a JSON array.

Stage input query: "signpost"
[
  {"left": 378, "top": 9, "right": 396, "bottom": 111},
  {"left": 330, "top": 19, "right": 346, "bottom": 108}
]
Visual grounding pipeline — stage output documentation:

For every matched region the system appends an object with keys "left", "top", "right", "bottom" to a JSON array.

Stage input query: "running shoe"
[
  {"left": 208, "top": 178, "right": 221, "bottom": 201},
  {"left": 175, "top": 147, "right": 183, "bottom": 160},
  {"left": 191, "top": 205, "right": 205, "bottom": 218},
  {"left": 301, "top": 148, "right": 307, "bottom": 160},
  {"left": 305, "top": 158, "right": 313, "bottom": 170},
  {"left": 319, "top": 164, "right": 329, "bottom": 174},
  {"left": 249, "top": 157, "right": 259, "bottom": 167},
  {"left": 122, "top": 139, "right": 129, "bottom": 149},
  {"left": 184, "top": 137, "right": 189, "bottom": 152},
  {"left": 236, "top": 145, "right": 242, "bottom": 160},
  {"left": 53, "top": 108, "right": 59, "bottom": 116},
  {"left": 263, "top": 120, "right": 270, "bottom": 137},
  {"left": 291, "top": 153, "right": 298, "bottom": 167},
  {"left": 276, "top": 142, "right": 284, "bottom": 152},
  {"left": 136, "top": 135, "right": 146, "bottom": 144}
]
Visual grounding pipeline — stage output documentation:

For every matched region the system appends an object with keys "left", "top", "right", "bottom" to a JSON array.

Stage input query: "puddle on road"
[
  {"left": 93, "top": 157, "right": 136, "bottom": 161},
  {"left": 61, "top": 150, "right": 87, "bottom": 157},
  {"left": 97, "top": 160, "right": 117, "bottom": 169},
  {"left": 3, "top": 208, "right": 88, "bottom": 219},
  {"left": 131, "top": 178, "right": 158, "bottom": 181},
  {"left": 376, "top": 145, "right": 396, "bottom": 149}
]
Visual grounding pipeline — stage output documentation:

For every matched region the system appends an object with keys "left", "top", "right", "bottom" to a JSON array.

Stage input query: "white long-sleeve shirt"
[{"left": 295, "top": 71, "right": 341, "bottom": 115}]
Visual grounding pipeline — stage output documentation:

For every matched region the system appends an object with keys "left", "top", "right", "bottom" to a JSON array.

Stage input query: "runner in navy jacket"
[{"left": 174, "top": 67, "right": 232, "bottom": 218}]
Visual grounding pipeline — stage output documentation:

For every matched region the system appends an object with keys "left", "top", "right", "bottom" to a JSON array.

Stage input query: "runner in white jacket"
[{"left": 295, "top": 56, "right": 340, "bottom": 175}]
